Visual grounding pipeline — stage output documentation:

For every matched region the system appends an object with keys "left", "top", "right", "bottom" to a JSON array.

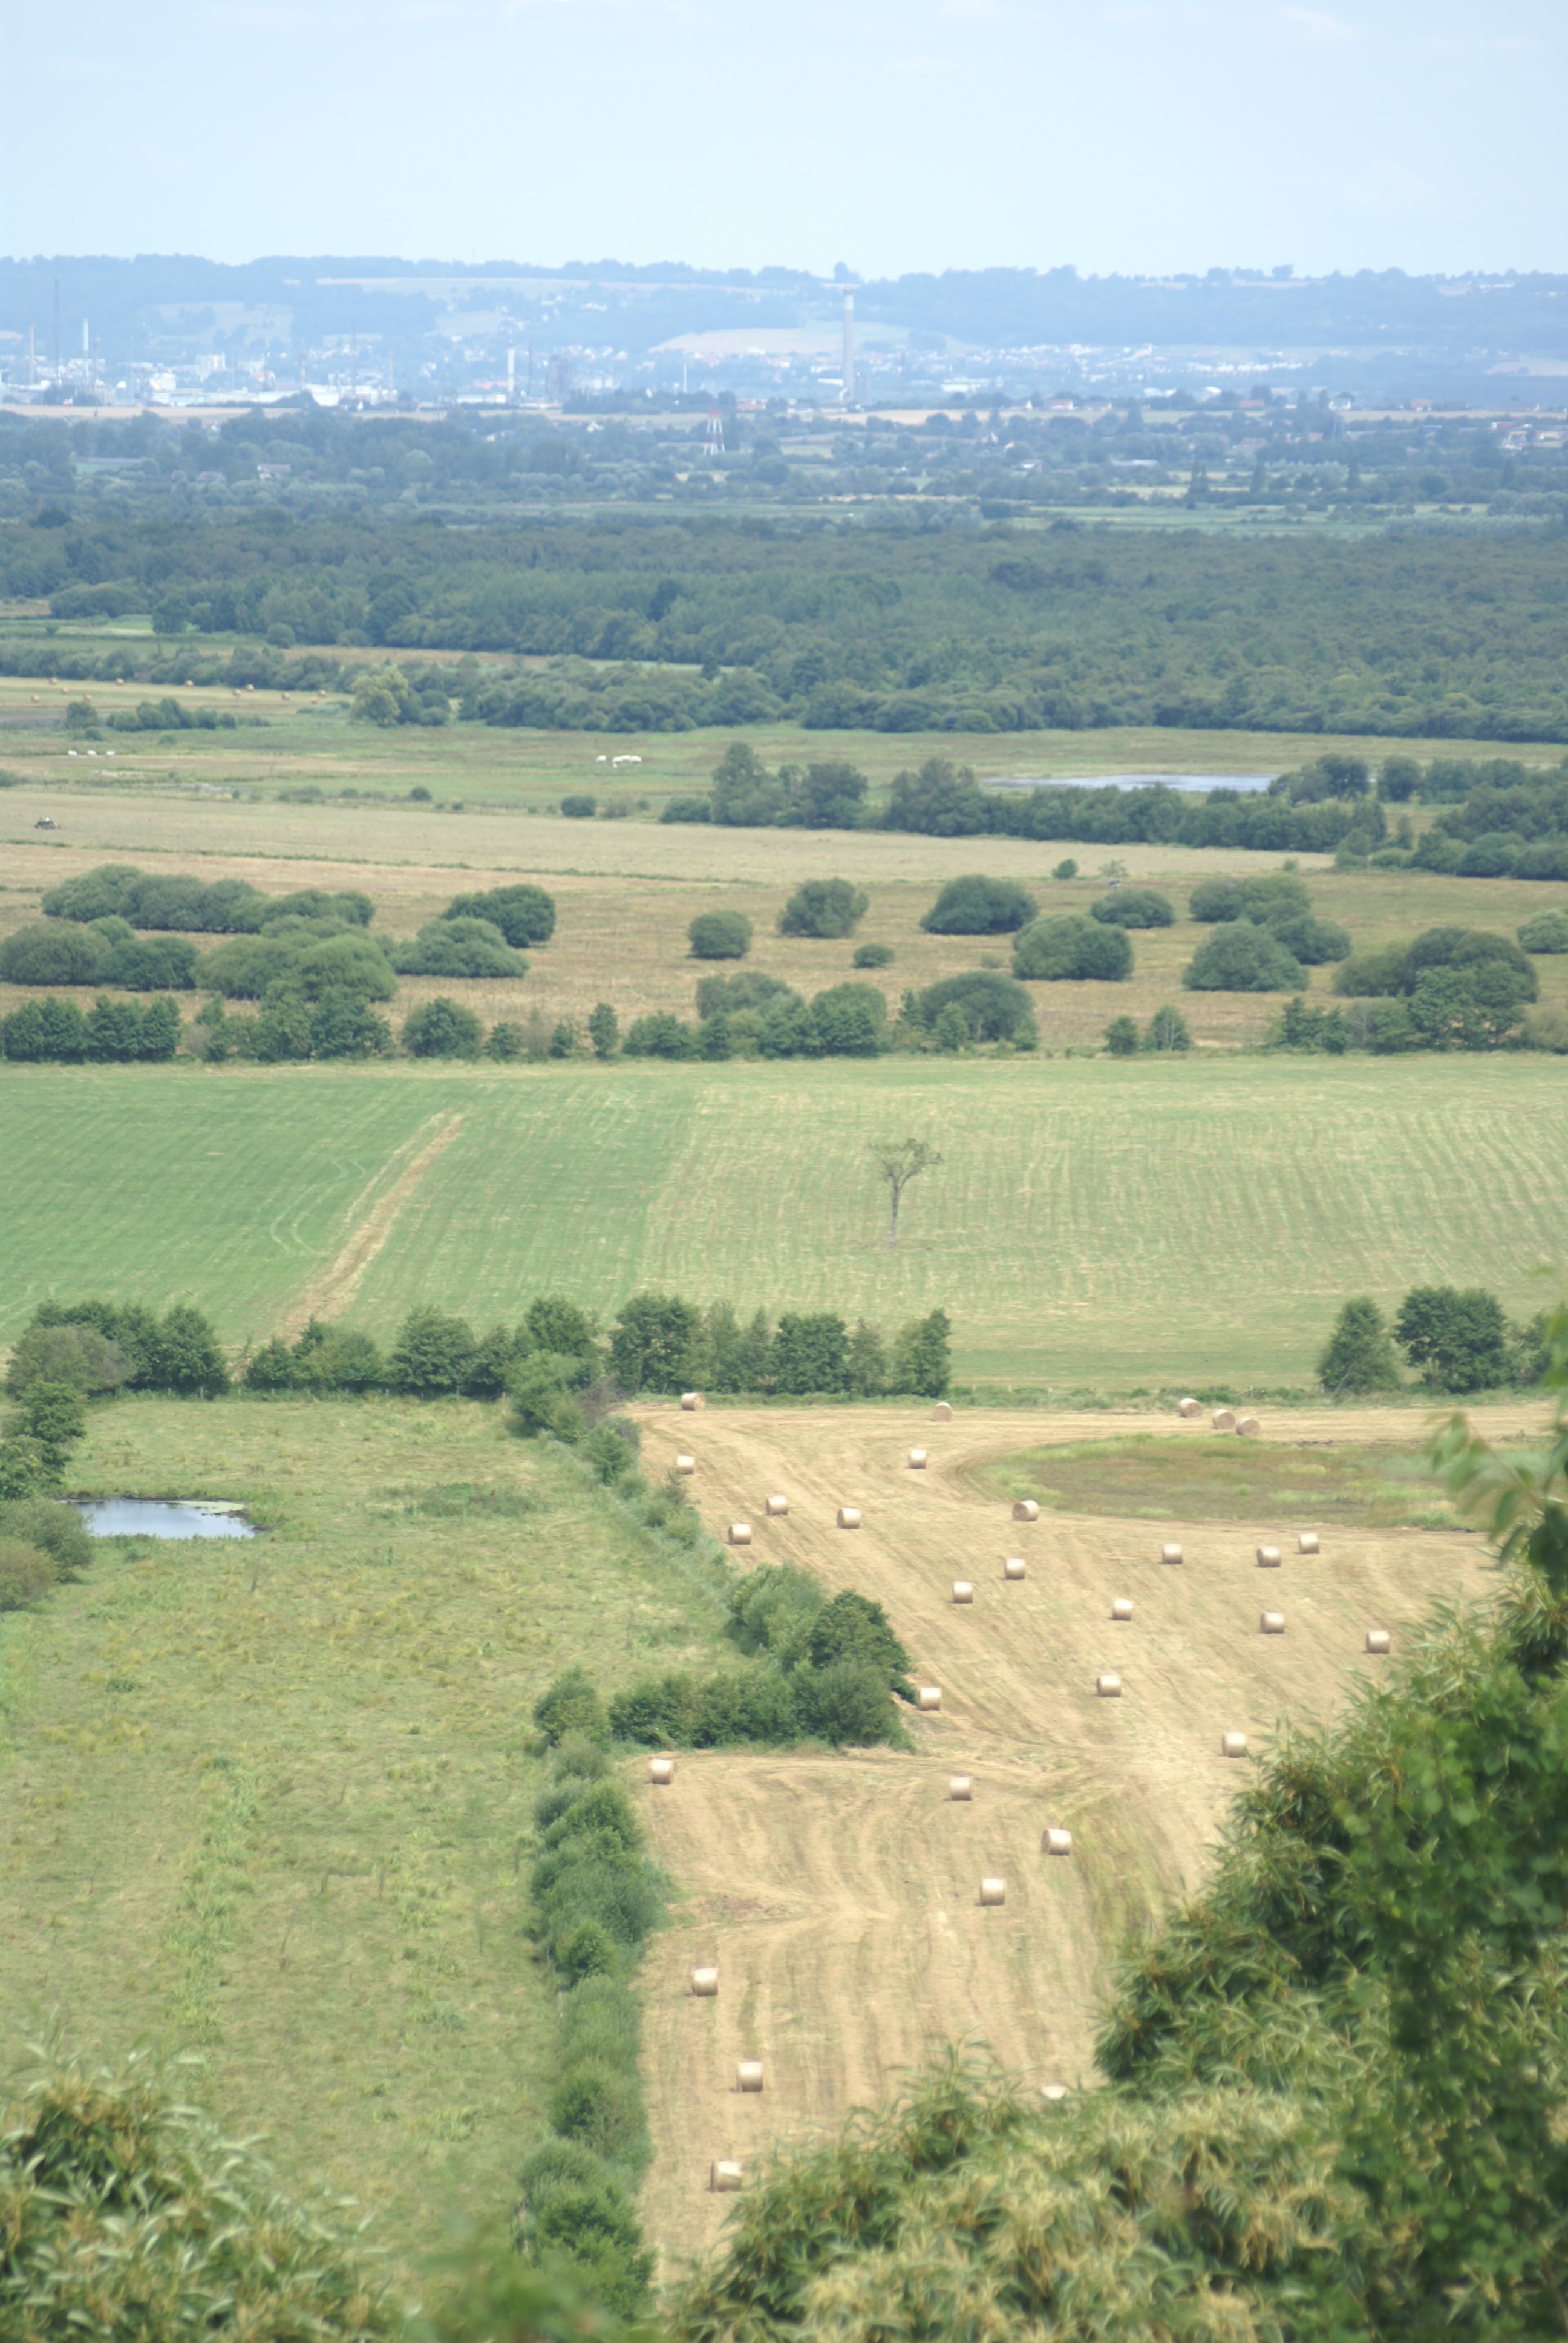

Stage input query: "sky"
[{"left": 7, "top": 0, "right": 1561, "bottom": 277}]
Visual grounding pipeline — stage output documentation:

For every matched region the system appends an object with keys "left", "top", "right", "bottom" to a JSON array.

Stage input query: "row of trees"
[
  {"left": 237, "top": 1296, "right": 953, "bottom": 1404},
  {"left": 1318, "top": 1286, "right": 1551, "bottom": 1394}
]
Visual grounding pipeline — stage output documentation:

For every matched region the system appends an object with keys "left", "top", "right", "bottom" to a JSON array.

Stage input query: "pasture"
[
  {"left": 0, "top": 1394, "right": 734, "bottom": 2269},
  {"left": 2, "top": 1053, "right": 1565, "bottom": 1387},
  {"left": 2, "top": 775, "right": 1567, "bottom": 1055}
]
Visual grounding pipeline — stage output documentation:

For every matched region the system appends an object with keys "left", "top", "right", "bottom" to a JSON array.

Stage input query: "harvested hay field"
[{"left": 630, "top": 1398, "right": 1529, "bottom": 2265}]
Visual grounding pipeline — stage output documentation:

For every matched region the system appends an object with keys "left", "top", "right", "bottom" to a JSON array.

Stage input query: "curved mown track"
[{"left": 630, "top": 1401, "right": 1520, "bottom": 2270}]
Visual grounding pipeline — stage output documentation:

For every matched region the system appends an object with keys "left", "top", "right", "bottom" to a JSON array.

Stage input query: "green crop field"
[
  {"left": 4, "top": 1052, "right": 1564, "bottom": 1387},
  {"left": 0, "top": 1395, "right": 733, "bottom": 2272}
]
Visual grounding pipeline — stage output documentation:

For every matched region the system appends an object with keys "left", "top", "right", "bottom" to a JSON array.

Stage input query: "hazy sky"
[{"left": 8, "top": 0, "right": 1561, "bottom": 276}]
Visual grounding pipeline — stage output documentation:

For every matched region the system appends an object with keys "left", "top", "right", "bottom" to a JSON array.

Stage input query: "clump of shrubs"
[
  {"left": 777, "top": 879, "right": 869, "bottom": 938},
  {"left": 1013, "top": 914, "right": 1133, "bottom": 982},
  {"left": 920, "top": 876, "right": 1037, "bottom": 935},
  {"left": 1090, "top": 888, "right": 1174, "bottom": 929}
]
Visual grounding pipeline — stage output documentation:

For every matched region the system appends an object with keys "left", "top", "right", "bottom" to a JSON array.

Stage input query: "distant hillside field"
[{"left": 3, "top": 1054, "right": 1564, "bottom": 1386}]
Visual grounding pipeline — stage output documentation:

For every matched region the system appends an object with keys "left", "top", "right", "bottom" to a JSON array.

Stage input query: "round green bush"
[
  {"left": 852, "top": 942, "right": 894, "bottom": 968},
  {"left": 920, "top": 876, "right": 1038, "bottom": 934},
  {"left": 777, "top": 878, "right": 869, "bottom": 938},
  {"left": 916, "top": 970, "right": 1036, "bottom": 1041},
  {"left": 1183, "top": 922, "right": 1307, "bottom": 992},
  {"left": 402, "top": 997, "right": 484, "bottom": 1057},
  {"left": 1013, "top": 915, "right": 1133, "bottom": 982},
  {"left": 688, "top": 909, "right": 754, "bottom": 960},
  {"left": 442, "top": 882, "right": 556, "bottom": 945},
  {"left": 1518, "top": 909, "right": 1568, "bottom": 955},
  {"left": 0, "top": 923, "right": 109, "bottom": 986},
  {"left": 1090, "top": 888, "right": 1174, "bottom": 929},
  {"left": 1104, "top": 1015, "right": 1140, "bottom": 1055},
  {"left": 560, "top": 793, "right": 597, "bottom": 819},
  {"left": 393, "top": 919, "right": 526, "bottom": 978}
]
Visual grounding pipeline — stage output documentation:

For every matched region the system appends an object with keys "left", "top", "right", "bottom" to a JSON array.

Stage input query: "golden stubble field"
[
  {"left": 626, "top": 1397, "right": 1531, "bottom": 2270},
  {"left": 2, "top": 784, "right": 1564, "bottom": 1048}
]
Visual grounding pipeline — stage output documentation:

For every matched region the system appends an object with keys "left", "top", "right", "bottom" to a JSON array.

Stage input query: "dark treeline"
[{"left": 4, "top": 493, "right": 1568, "bottom": 740}]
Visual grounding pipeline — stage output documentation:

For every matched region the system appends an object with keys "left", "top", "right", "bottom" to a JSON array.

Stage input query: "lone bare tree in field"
[{"left": 870, "top": 1136, "right": 943, "bottom": 1248}]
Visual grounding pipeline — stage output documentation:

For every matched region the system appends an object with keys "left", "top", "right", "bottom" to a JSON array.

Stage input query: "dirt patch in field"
[{"left": 629, "top": 1400, "right": 1520, "bottom": 2267}]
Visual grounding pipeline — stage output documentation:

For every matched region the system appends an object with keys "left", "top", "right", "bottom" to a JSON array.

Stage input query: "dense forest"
[{"left": 4, "top": 457, "right": 1568, "bottom": 739}]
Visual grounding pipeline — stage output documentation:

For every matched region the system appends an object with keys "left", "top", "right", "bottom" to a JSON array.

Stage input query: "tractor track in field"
[
  {"left": 278, "top": 1111, "right": 465, "bottom": 1337},
  {"left": 626, "top": 1400, "right": 1523, "bottom": 2269}
]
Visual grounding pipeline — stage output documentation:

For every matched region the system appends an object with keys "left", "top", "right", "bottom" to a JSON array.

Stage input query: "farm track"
[
  {"left": 630, "top": 1400, "right": 1524, "bottom": 2268},
  {"left": 279, "top": 1110, "right": 465, "bottom": 1335}
]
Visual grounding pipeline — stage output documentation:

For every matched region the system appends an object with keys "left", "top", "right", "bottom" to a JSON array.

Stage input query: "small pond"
[{"left": 74, "top": 1499, "right": 257, "bottom": 1540}]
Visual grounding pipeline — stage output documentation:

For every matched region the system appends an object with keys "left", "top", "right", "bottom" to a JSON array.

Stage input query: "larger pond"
[{"left": 74, "top": 1499, "right": 256, "bottom": 1540}]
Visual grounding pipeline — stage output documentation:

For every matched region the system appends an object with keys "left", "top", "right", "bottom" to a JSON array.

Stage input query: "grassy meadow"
[
  {"left": 0, "top": 1392, "right": 733, "bottom": 2269},
  {"left": 2, "top": 1052, "right": 1565, "bottom": 1388},
  {"left": 4, "top": 654, "right": 1566, "bottom": 816}
]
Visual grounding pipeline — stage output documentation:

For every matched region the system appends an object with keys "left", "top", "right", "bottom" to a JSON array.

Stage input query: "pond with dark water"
[{"left": 74, "top": 1500, "right": 257, "bottom": 1540}]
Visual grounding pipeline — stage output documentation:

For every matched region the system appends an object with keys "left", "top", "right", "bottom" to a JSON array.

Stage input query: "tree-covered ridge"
[{"left": 4, "top": 497, "right": 1568, "bottom": 740}]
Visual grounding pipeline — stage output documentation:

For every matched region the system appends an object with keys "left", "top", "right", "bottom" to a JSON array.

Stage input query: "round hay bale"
[
  {"left": 1256, "top": 1545, "right": 1282, "bottom": 1568},
  {"left": 1221, "top": 1730, "right": 1249, "bottom": 1759},
  {"left": 978, "top": 1876, "right": 1007, "bottom": 1906},
  {"left": 1365, "top": 1628, "right": 1391, "bottom": 1656},
  {"left": 1111, "top": 1596, "right": 1134, "bottom": 1622},
  {"left": 728, "top": 1522, "right": 753, "bottom": 1547},
  {"left": 1004, "top": 1555, "right": 1027, "bottom": 1581},
  {"left": 1012, "top": 1499, "right": 1040, "bottom": 1522},
  {"left": 681, "top": 1392, "right": 705, "bottom": 1412},
  {"left": 649, "top": 1756, "right": 676, "bottom": 1786},
  {"left": 1236, "top": 1415, "right": 1261, "bottom": 1439},
  {"left": 710, "top": 2159, "right": 743, "bottom": 2192},
  {"left": 917, "top": 1685, "right": 942, "bottom": 1712},
  {"left": 690, "top": 1967, "right": 719, "bottom": 1997},
  {"left": 1260, "top": 1610, "right": 1285, "bottom": 1636},
  {"left": 1042, "top": 1826, "right": 1073, "bottom": 1857},
  {"left": 1298, "top": 1530, "right": 1319, "bottom": 1555},
  {"left": 1096, "top": 1673, "right": 1122, "bottom": 1698},
  {"left": 930, "top": 1401, "right": 954, "bottom": 1423},
  {"left": 951, "top": 1581, "right": 974, "bottom": 1605},
  {"left": 675, "top": 1454, "right": 696, "bottom": 1475},
  {"left": 837, "top": 1506, "right": 862, "bottom": 1530},
  {"left": 736, "top": 2061, "right": 764, "bottom": 2093},
  {"left": 948, "top": 1775, "right": 972, "bottom": 1801},
  {"left": 1211, "top": 1408, "right": 1237, "bottom": 1432},
  {"left": 1178, "top": 1397, "right": 1203, "bottom": 1419},
  {"left": 1161, "top": 1542, "right": 1183, "bottom": 1565},
  {"left": 907, "top": 1449, "right": 928, "bottom": 1470},
  {"left": 766, "top": 1494, "right": 789, "bottom": 1517}
]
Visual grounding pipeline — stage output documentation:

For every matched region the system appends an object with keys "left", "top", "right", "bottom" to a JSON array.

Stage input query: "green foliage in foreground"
[
  {"left": 674, "top": 1309, "right": 1568, "bottom": 2342},
  {"left": 0, "top": 2045, "right": 404, "bottom": 2341},
  {"left": 0, "top": 2046, "right": 657, "bottom": 2343}
]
